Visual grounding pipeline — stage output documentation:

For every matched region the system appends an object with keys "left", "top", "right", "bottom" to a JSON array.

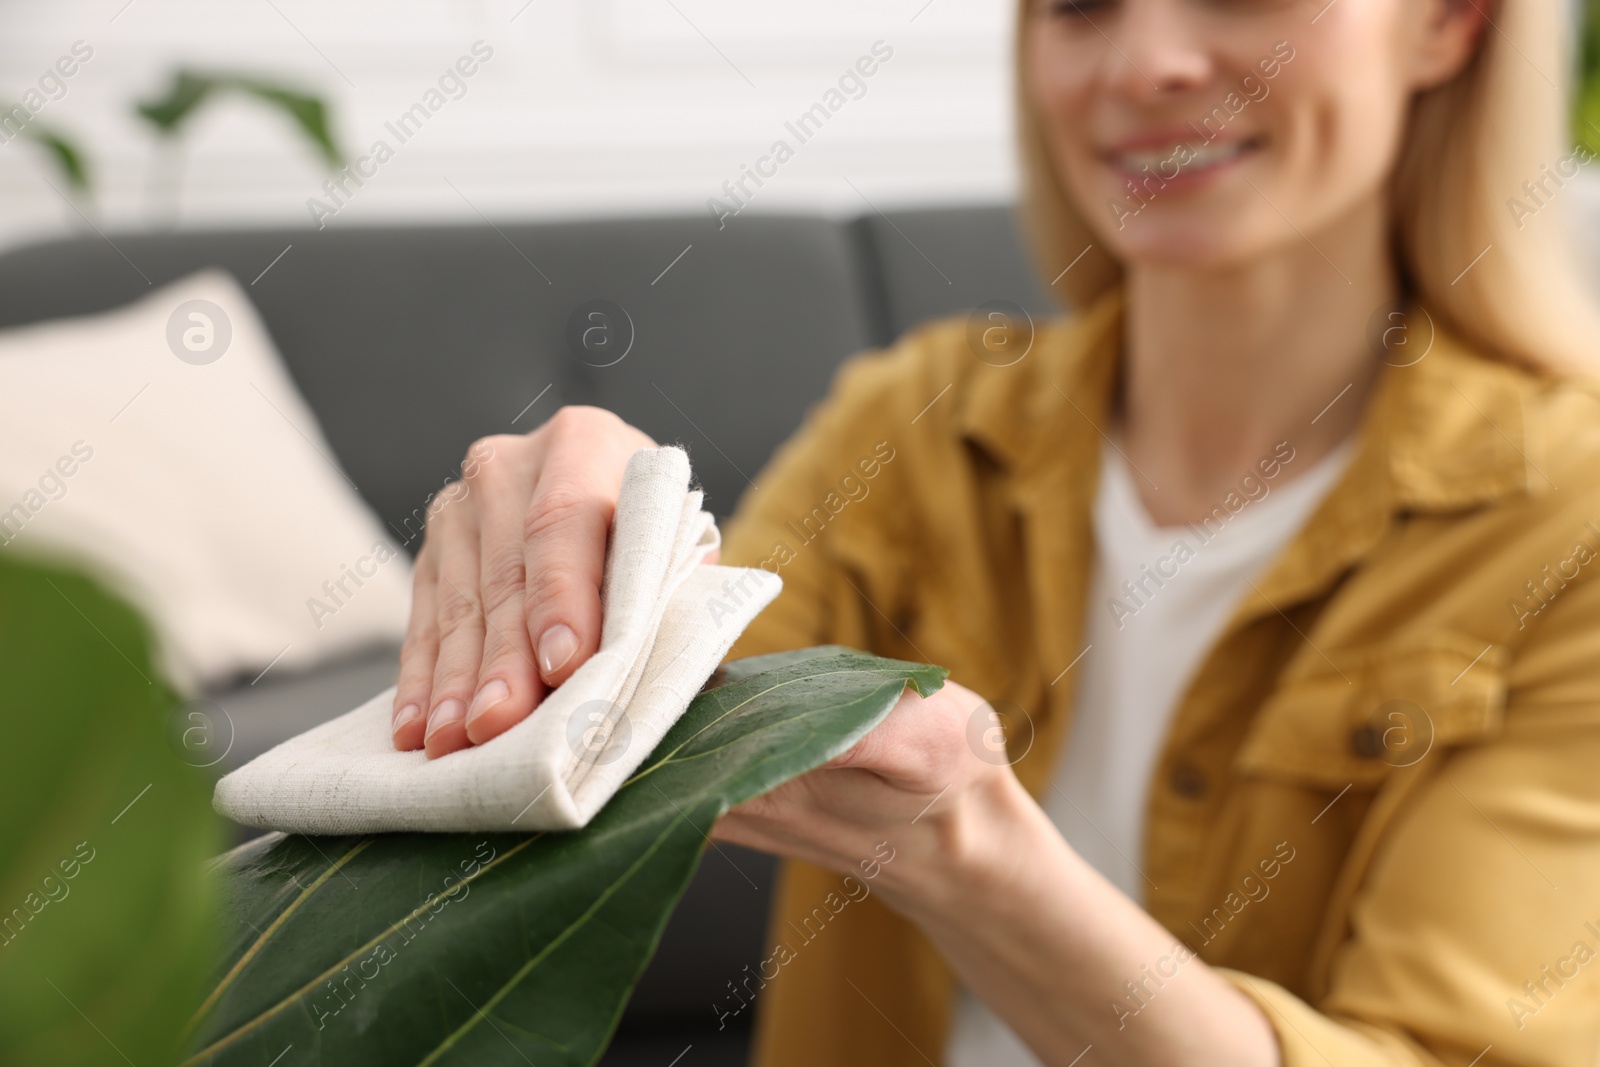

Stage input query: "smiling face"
[{"left": 1023, "top": 0, "right": 1485, "bottom": 270}]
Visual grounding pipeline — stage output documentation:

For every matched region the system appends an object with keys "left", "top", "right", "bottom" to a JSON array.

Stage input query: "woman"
[{"left": 390, "top": 0, "right": 1600, "bottom": 1062}]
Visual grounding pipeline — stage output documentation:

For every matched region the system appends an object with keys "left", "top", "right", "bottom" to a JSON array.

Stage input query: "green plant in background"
[
  {"left": 17, "top": 124, "right": 91, "bottom": 194},
  {"left": 1579, "top": 0, "right": 1600, "bottom": 153},
  {"left": 0, "top": 555, "right": 224, "bottom": 1067},
  {"left": 15, "top": 68, "right": 342, "bottom": 209},
  {"left": 135, "top": 70, "right": 341, "bottom": 166},
  {"left": 138, "top": 70, "right": 344, "bottom": 222},
  {"left": 183, "top": 648, "right": 946, "bottom": 1067}
]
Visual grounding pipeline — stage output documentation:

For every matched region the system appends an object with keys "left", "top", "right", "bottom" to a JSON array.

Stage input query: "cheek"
[
  {"left": 1260, "top": 71, "right": 1407, "bottom": 236},
  {"left": 1263, "top": 13, "right": 1412, "bottom": 212},
  {"left": 1028, "top": 33, "right": 1097, "bottom": 103},
  {"left": 1024, "top": 28, "right": 1100, "bottom": 187}
]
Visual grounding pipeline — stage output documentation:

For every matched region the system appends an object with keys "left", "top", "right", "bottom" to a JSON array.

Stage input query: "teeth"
[{"left": 1114, "top": 139, "right": 1248, "bottom": 174}]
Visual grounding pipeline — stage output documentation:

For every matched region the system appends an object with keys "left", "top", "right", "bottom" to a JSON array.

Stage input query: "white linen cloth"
[{"left": 214, "top": 446, "right": 781, "bottom": 833}]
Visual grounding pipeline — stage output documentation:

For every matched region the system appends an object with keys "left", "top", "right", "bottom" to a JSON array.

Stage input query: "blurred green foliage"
[
  {"left": 1578, "top": 0, "right": 1600, "bottom": 153},
  {"left": 15, "top": 68, "right": 341, "bottom": 201},
  {"left": 0, "top": 556, "right": 223, "bottom": 1066},
  {"left": 20, "top": 125, "right": 91, "bottom": 194},
  {"left": 136, "top": 70, "right": 342, "bottom": 167}
]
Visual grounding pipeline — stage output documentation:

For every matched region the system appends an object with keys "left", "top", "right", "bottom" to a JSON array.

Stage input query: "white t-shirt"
[{"left": 943, "top": 438, "right": 1355, "bottom": 1067}]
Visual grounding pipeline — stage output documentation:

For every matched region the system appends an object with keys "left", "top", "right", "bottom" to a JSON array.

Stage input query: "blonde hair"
[{"left": 1014, "top": 0, "right": 1600, "bottom": 378}]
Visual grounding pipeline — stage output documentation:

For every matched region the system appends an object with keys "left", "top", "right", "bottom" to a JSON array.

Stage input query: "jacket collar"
[
  {"left": 955, "top": 287, "right": 1124, "bottom": 479},
  {"left": 958, "top": 289, "right": 1542, "bottom": 503},
  {"left": 954, "top": 288, "right": 1548, "bottom": 635}
]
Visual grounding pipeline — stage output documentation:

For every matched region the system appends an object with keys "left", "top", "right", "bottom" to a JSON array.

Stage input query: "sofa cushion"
[{"left": 0, "top": 270, "right": 411, "bottom": 692}]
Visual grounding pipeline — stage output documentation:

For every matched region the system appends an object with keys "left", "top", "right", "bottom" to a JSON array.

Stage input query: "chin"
[
  {"left": 1062, "top": 151, "right": 1299, "bottom": 272},
  {"left": 1099, "top": 216, "right": 1267, "bottom": 272}
]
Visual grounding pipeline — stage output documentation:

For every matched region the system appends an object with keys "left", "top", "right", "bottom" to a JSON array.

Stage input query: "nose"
[{"left": 1099, "top": 0, "right": 1213, "bottom": 101}]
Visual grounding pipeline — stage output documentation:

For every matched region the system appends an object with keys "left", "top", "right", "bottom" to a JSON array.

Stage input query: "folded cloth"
[{"left": 213, "top": 447, "right": 781, "bottom": 833}]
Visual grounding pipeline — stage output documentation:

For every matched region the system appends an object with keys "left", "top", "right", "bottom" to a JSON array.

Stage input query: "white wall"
[{"left": 0, "top": 0, "right": 1018, "bottom": 252}]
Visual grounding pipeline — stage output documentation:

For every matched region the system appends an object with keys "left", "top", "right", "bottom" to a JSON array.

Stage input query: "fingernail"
[
  {"left": 538, "top": 624, "right": 579, "bottom": 679},
  {"left": 393, "top": 703, "right": 423, "bottom": 733},
  {"left": 424, "top": 699, "right": 466, "bottom": 743},
  {"left": 466, "top": 679, "right": 510, "bottom": 727}
]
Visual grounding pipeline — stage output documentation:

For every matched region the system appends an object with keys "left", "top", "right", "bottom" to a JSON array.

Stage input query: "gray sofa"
[{"left": 0, "top": 206, "right": 1051, "bottom": 1065}]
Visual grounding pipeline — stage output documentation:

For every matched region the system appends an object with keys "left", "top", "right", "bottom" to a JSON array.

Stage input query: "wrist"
[{"left": 879, "top": 769, "right": 1054, "bottom": 924}]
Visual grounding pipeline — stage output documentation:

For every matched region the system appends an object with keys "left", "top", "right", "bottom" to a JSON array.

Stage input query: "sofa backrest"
[{"left": 0, "top": 206, "right": 1054, "bottom": 536}]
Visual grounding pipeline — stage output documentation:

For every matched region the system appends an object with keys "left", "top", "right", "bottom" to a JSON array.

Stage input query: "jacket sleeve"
[{"left": 1221, "top": 571, "right": 1600, "bottom": 1067}]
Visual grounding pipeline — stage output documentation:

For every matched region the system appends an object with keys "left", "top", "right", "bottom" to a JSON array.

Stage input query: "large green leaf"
[{"left": 183, "top": 646, "right": 946, "bottom": 1066}]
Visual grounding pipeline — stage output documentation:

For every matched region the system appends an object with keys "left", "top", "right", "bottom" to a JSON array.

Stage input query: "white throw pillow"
[{"left": 0, "top": 269, "right": 411, "bottom": 693}]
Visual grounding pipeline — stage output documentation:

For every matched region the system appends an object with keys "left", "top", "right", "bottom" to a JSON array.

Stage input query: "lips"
[
  {"left": 1112, "top": 138, "right": 1249, "bottom": 171},
  {"left": 1103, "top": 133, "right": 1263, "bottom": 192}
]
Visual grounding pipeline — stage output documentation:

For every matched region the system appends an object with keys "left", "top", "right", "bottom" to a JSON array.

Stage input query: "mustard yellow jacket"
[{"left": 721, "top": 291, "right": 1600, "bottom": 1066}]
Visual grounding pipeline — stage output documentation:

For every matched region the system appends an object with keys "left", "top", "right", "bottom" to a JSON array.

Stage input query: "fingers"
[
  {"left": 522, "top": 408, "right": 654, "bottom": 689},
  {"left": 464, "top": 441, "right": 546, "bottom": 744},
  {"left": 423, "top": 490, "right": 485, "bottom": 759},
  {"left": 390, "top": 407, "right": 654, "bottom": 759},
  {"left": 824, "top": 681, "right": 979, "bottom": 790},
  {"left": 522, "top": 479, "right": 606, "bottom": 689},
  {"left": 392, "top": 541, "right": 440, "bottom": 750}
]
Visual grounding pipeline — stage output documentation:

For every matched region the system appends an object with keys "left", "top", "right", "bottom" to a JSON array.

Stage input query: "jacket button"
[
  {"left": 1170, "top": 763, "right": 1208, "bottom": 799},
  {"left": 1349, "top": 724, "right": 1386, "bottom": 759}
]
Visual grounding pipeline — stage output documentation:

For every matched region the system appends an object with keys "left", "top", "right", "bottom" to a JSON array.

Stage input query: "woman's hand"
[
  {"left": 712, "top": 677, "right": 1029, "bottom": 915},
  {"left": 392, "top": 406, "right": 656, "bottom": 758},
  {"left": 714, "top": 681, "right": 1281, "bottom": 1066}
]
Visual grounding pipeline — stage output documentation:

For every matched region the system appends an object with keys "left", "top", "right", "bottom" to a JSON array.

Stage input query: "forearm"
[{"left": 883, "top": 774, "right": 1281, "bottom": 1067}]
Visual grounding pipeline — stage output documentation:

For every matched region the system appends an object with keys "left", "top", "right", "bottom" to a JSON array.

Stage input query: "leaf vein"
[
  {"left": 184, "top": 838, "right": 373, "bottom": 1036},
  {"left": 412, "top": 806, "right": 703, "bottom": 1066},
  {"left": 181, "top": 834, "right": 546, "bottom": 1062}
]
